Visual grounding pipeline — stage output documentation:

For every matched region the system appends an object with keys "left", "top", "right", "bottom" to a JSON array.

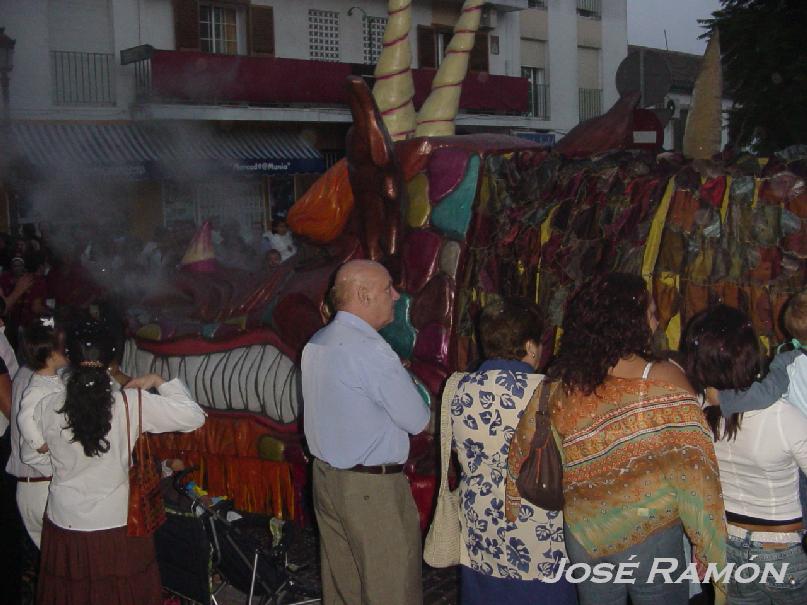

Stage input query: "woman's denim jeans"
[
  {"left": 726, "top": 530, "right": 807, "bottom": 605},
  {"left": 564, "top": 523, "right": 689, "bottom": 605}
]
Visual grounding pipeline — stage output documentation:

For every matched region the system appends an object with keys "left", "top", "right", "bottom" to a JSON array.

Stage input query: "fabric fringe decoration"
[{"left": 151, "top": 415, "right": 301, "bottom": 522}]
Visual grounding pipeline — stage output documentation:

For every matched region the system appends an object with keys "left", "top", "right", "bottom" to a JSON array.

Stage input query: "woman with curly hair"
[
  {"left": 542, "top": 273, "right": 726, "bottom": 604},
  {"left": 34, "top": 321, "right": 206, "bottom": 605}
]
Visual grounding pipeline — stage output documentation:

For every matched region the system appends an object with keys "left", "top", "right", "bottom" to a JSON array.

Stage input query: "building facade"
[
  {"left": 519, "top": 0, "right": 626, "bottom": 143},
  {"left": 626, "top": 45, "right": 732, "bottom": 153},
  {"left": 0, "top": 0, "right": 627, "bottom": 235}
]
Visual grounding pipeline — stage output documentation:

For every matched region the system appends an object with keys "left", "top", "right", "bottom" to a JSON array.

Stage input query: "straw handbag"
[
  {"left": 124, "top": 388, "right": 166, "bottom": 537},
  {"left": 423, "top": 372, "right": 465, "bottom": 568}
]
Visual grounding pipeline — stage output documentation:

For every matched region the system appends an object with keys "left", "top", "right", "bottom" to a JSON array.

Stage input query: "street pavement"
[{"left": 214, "top": 525, "right": 460, "bottom": 605}]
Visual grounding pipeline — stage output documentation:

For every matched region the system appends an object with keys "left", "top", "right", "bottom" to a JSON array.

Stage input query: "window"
[
  {"left": 52, "top": 51, "right": 116, "bottom": 106},
  {"left": 577, "top": 0, "right": 602, "bottom": 18},
  {"left": 163, "top": 181, "right": 266, "bottom": 232},
  {"left": 577, "top": 46, "right": 601, "bottom": 121},
  {"left": 199, "top": 4, "right": 237, "bottom": 55},
  {"left": 309, "top": 9, "right": 340, "bottom": 61},
  {"left": 417, "top": 26, "right": 488, "bottom": 72},
  {"left": 363, "top": 16, "right": 387, "bottom": 65},
  {"left": 528, "top": 0, "right": 547, "bottom": 8},
  {"left": 174, "top": 0, "right": 266, "bottom": 55},
  {"left": 579, "top": 88, "right": 603, "bottom": 121},
  {"left": 249, "top": 6, "right": 275, "bottom": 56},
  {"left": 436, "top": 29, "right": 452, "bottom": 65},
  {"left": 521, "top": 67, "right": 549, "bottom": 119}
]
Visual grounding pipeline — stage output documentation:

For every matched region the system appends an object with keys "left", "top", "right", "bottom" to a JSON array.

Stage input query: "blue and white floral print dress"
[{"left": 451, "top": 360, "right": 569, "bottom": 587}]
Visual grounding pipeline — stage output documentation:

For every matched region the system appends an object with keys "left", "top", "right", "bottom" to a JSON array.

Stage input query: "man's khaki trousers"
[{"left": 313, "top": 459, "right": 423, "bottom": 605}]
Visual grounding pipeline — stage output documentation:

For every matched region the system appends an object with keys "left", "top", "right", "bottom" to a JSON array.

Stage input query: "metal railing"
[
  {"left": 51, "top": 50, "right": 116, "bottom": 106},
  {"left": 527, "top": 83, "right": 550, "bottom": 120},
  {"left": 577, "top": 0, "right": 602, "bottom": 18},
  {"left": 578, "top": 88, "right": 602, "bottom": 122},
  {"left": 134, "top": 58, "right": 151, "bottom": 102}
]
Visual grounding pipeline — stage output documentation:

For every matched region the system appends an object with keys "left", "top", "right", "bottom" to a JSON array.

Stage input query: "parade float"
[{"left": 123, "top": 1, "right": 807, "bottom": 527}]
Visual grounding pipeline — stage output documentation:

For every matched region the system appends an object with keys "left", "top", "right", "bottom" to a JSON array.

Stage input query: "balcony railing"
[
  {"left": 51, "top": 50, "right": 116, "bottom": 106},
  {"left": 579, "top": 88, "right": 602, "bottom": 122},
  {"left": 527, "top": 83, "right": 550, "bottom": 120},
  {"left": 577, "top": 0, "right": 602, "bottom": 18},
  {"left": 125, "top": 48, "right": 528, "bottom": 115}
]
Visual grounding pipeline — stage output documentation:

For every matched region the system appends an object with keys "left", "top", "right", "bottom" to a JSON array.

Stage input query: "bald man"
[{"left": 302, "top": 260, "right": 429, "bottom": 605}]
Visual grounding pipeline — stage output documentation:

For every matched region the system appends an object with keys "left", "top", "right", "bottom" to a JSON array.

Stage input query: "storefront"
[{"left": 4, "top": 120, "right": 325, "bottom": 238}]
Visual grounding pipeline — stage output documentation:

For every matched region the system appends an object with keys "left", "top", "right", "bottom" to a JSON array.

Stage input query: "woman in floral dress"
[{"left": 451, "top": 298, "right": 577, "bottom": 604}]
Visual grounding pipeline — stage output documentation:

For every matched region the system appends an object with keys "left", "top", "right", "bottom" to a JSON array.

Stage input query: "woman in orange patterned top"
[{"left": 545, "top": 273, "right": 726, "bottom": 605}]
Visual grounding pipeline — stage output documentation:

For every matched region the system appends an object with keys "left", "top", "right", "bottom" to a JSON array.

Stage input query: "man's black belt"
[{"left": 347, "top": 464, "right": 405, "bottom": 475}]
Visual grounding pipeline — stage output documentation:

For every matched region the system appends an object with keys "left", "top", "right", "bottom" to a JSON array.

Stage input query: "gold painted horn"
[
  {"left": 372, "top": 0, "right": 416, "bottom": 141},
  {"left": 683, "top": 30, "right": 723, "bottom": 160},
  {"left": 415, "top": 0, "right": 484, "bottom": 137}
]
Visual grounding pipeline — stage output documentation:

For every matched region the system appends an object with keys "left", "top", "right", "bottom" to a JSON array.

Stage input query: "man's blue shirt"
[{"left": 302, "top": 311, "right": 430, "bottom": 469}]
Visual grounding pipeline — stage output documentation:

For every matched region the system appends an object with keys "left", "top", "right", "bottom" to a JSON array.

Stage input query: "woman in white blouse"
[
  {"left": 684, "top": 305, "right": 807, "bottom": 603},
  {"left": 34, "top": 321, "right": 206, "bottom": 605}
]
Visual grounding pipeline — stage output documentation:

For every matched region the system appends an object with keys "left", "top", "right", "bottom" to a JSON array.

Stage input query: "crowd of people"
[
  {"left": 2, "top": 224, "right": 806, "bottom": 605},
  {"left": 0, "top": 217, "right": 297, "bottom": 328},
  {"left": 305, "top": 261, "right": 807, "bottom": 605},
  {"left": 0, "top": 220, "right": 226, "bottom": 605},
  {"left": 0, "top": 213, "right": 305, "bottom": 604}
]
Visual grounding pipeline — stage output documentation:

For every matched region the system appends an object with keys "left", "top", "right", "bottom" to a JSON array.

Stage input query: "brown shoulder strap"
[
  {"left": 137, "top": 387, "right": 143, "bottom": 435},
  {"left": 122, "top": 389, "right": 132, "bottom": 466},
  {"left": 136, "top": 388, "right": 150, "bottom": 464},
  {"left": 537, "top": 380, "right": 552, "bottom": 415}
]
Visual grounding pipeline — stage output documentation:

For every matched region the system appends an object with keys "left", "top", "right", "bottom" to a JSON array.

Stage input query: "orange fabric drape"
[{"left": 152, "top": 416, "right": 298, "bottom": 521}]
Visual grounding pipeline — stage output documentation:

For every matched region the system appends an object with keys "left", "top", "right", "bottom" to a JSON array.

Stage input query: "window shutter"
[
  {"left": 173, "top": 0, "right": 200, "bottom": 51},
  {"left": 469, "top": 33, "right": 488, "bottom": 72},
  {"left": 417, "top": 26, "right": 436, "bottom": 69},
  {"left": 249, "top": 5, "right": 275, "bottom": 56}
]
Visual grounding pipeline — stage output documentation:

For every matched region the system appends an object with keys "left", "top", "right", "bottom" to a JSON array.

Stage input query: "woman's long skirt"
[{"left": 37, "top": 516, "right": 162, "bottom": 605}]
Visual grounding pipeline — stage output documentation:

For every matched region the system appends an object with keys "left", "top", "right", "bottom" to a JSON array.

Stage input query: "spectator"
[
  {"left": 262, "top": 217, "right": 297, "bottom": 262},
  {"left": 137, "top": 229, "right": 166, "bottom": 272},
  {"left": 45, "top": 245, "right": 98, "bottom": 311},
  {"left": 12, "top": 239, "right": 27, "bottom": 260},
  {"left": 0, "top": 345, "right": 19, "bottom": 604},
  {"left": 540, "top": 273, "right": 726, "bottom": 605},
  {"left": 0, "top": 257, "right": 42, "bottom": 348},
  {"left": 709, "top": 289, "right": 807, "bottom": 523},
  {"left": 265, "top": 249, "right": 282, "bottom": 268},
  {"left": 683, "top": 305, "right": 807, "bottom": 603},
  {"left": 33, "top": 320, "right": 206, "bottom": 605},
  {"left": 453, "top": 298, "right": 576, "bottom": 604},
  {"left": 0, "top": 233, "right": 12, "bottom": 271},
  {"left": 7, "top": 322, "right": 67, "bottom": 549},
  {"left": 302, "top": 260, "right": 429, "bottom": 605}
]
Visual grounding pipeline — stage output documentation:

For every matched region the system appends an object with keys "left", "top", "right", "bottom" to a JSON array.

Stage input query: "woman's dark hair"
[
  {"left": 478, "top": 298, "right": 544, "bottom": 361},
  {"left": 21, "top": 323, "right": 62, "bottom": 371},
  {"left": 547, "top": 272, "right": 654, "bottom": 395},
  {"left": 681, "top": 305, "right": 760, "bottom": 441},
  {"left": 57, "top": 321, "right": 117, "bottom": 457}
]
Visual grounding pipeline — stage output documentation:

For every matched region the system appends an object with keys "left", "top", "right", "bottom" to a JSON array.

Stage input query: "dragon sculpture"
[{"left": 124, "top": 1, "right": 807, "bottom": 525}]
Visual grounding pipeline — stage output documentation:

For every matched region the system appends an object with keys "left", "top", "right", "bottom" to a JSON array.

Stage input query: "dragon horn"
[
  {"left": 372, "top": 0, "right": 416, "bottom": 141},
  {"left": 683, "top": 30, "right": 723, "bottom": 160},
  {"left": 414, "top": 0, "right": 484, "bottom": 137}
]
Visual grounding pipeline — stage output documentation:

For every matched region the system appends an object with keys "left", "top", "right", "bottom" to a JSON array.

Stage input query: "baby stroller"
[{"left": 156, "top": 467, "right": 319, "bottom": 605}]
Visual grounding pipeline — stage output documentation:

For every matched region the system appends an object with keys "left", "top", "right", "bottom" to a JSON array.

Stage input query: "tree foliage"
[{"left": 702, "top": 0, "right": 807, "bottom": 153}]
